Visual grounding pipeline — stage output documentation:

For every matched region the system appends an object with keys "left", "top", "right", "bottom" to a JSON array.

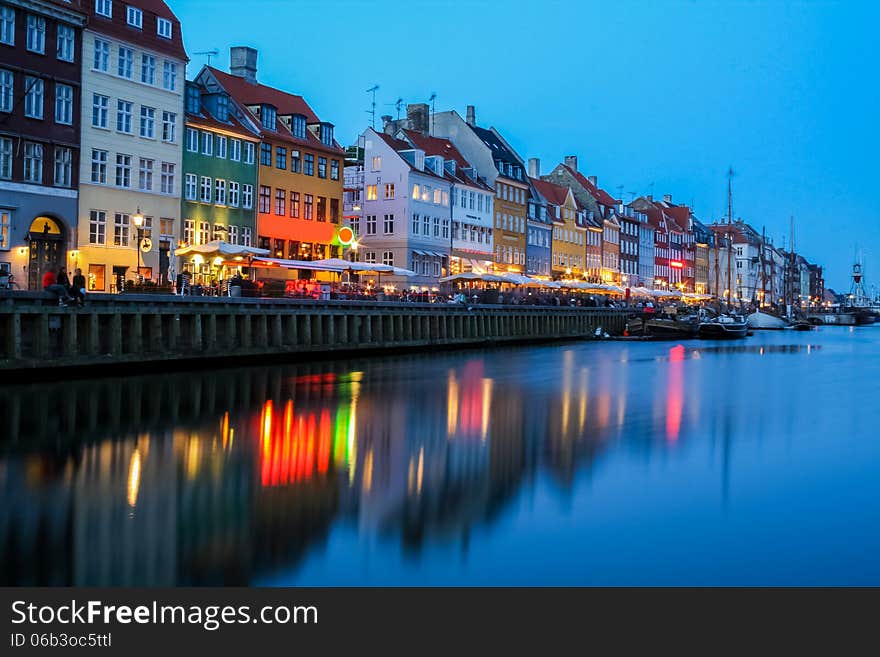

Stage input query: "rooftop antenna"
[
  {"left": 385, "top": 97, "right": 404, "bottom": 120},
  {"left": 193, "top": 49, "right": 219, "bottom": 66},
  {"left": 428, "top": 92, "right": 437, "bottom": 135},
  {"left": 366, "top": 84, "right": 379, "bottom": 129}
]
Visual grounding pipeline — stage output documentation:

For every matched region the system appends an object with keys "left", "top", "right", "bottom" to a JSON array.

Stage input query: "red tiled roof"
[
  {"left": 185, "top": 111, "right": 257, "bottom": 140},
  {"left": 86, "top": 0, "right": 187, "bottom": 61},
  {"left": 560, "top": 164, "right": 619, "bottom": 207},
  {"left": 531, "top": 177, "right": 569, "bottom": 207},
  {"left": 374, "top": 132, "right": 446, "bottom": 182},
  {"left": 402, "top": 130, "right": 470, "bottom": 168}
]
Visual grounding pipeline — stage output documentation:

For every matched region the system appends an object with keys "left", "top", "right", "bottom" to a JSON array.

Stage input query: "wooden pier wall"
[{"left": 0, "top": 292, "right": 629, "bottom": 374}]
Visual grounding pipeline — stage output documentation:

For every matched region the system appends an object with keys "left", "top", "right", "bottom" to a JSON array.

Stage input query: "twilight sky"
[{"left": 175, "top": 0, "right": 880, "bottom": 290}]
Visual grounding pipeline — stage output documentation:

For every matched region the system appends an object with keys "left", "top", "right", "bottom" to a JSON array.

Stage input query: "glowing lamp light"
[
  {"left": 132, "top": 208, "right": 144, "bottom": 228},
  {"left": 212, "top": 257, "right": 223, "bottom": 267},
  {"left": 192, "top": 254, "right": 204, "bottom": 265},
  {"left": 17, "top": 247, "right": 28, "bottom": 256},
  {"left": 670, "top": 260, "right": 684, "bottom": 269}
]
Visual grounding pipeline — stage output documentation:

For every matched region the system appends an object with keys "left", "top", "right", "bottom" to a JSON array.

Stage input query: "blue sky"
[{"left": 175, "top": 0, "right": 880, "bottom": 290}]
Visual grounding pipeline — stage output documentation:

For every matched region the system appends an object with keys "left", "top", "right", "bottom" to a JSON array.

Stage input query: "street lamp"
[{"left": 132, "top": 208, "right": 144, "bottom": 283}]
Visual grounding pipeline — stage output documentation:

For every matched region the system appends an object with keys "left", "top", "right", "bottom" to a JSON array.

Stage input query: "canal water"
[{"left": 2, "top": 327, "right": 879, "bottom": 586}]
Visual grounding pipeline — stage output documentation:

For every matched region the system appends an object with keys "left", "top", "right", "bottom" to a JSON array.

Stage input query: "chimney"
[
  {"left": 380, "top": 115, "right": 393, "bottom": 133},
  {"left": 528, "top": 158, "right": 540, "bottom": 179},
  {"left": 466, "top": 105, "right": 476, "bottom": 126},
  {"left": 229, "top": 46, "right": 258, "bottom": 84},
  {"left": 406, "top": 103, "right": 429, "bottom": 135},
  {"left": 564, "top": 155, "right": 578, "bottom": 171},
  {"left": 663, "top": 194, "right": 672, "bottom": 203},
  {"left": 588, "top": 175, "right": 597, "bottom": 187}
]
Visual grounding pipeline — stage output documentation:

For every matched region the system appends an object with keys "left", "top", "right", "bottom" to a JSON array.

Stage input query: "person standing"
[{"left": 71, "top": 268, "right": 86, "bottom": 307}]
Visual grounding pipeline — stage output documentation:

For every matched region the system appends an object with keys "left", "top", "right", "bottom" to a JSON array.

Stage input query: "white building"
[
  {"left": 354, "top": 128, "right": 452, "bottom": 288},
  {"left": 76, "top": 0, "right": 187, "bottom": 291}
]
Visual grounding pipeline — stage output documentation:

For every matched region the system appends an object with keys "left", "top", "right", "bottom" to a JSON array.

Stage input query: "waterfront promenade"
[{"left": 0, "top": 292, "right": 629, "bottom": 374}]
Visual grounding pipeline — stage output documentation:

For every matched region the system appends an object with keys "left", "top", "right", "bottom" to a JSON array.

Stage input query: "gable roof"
[
  {"left": 86, "top": 0, "right": 187, "bottom": 61},
  {"left": 184, "top": 84, "right": 259, "bottom": 140},
  {"left": 558, "top": 164, "right": 619, "bottom": 207},
  {"left": 400, "top": 130, "right": 492, "bottom": 191},
  {"left": 530, "top": 177, "right": 570, "bottom": 207}
]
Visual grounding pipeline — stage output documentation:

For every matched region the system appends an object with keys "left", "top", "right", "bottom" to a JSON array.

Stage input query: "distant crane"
[
  {"left": 193, "top": 49, "right": 219, "bottom": 66},
  {"left": 366, "top": 84, "right": 379, "bottom": 129}
]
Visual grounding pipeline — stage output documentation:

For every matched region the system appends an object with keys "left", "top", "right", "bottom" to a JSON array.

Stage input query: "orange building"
[{"left": 202, "top": 48, "right": 344, "bottom": 268}]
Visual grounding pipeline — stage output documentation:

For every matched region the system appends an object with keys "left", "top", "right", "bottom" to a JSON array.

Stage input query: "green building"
[{"left": 181, "top": 80, "right": 260, "bottom": 283}]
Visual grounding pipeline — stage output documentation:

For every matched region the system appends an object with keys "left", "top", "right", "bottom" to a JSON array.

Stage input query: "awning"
[
  {"left": 175, "top": 240, "right": 270, "bottom": 258},
  {"left": 251, "top": 257, "right": 346, "bottom": 272}
]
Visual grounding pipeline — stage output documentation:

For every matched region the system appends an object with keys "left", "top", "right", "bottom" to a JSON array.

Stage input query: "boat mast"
[{"left": 726, "top": 168, "right": 733, "bottom": 308}]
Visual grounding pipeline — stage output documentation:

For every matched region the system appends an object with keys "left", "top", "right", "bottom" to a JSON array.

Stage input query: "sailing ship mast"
[{"left": 726, "top": 168, "right": 733, "bottom": 308}]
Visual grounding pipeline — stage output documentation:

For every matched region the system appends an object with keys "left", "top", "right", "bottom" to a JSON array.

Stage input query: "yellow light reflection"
[
  {"left": 480, "top": 378, "right": 492, "bottom": 442},
  {"left": 447, "top": 370, "right": 459, "bottom": 436},
  {"left": 127, "top": 449, "right": 141, "bottom": 508},
  {"left": 362, "top": 449, "right": 373, "bottom": 493}
]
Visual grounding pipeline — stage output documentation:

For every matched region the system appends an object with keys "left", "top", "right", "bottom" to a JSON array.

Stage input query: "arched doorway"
[{"left": 27, "top": 216, "right": 66, "bottom": 291}]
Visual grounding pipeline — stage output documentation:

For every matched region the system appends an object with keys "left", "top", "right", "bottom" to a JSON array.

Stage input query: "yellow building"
[
  {"left": 204, "top": 49, "right": 345, "bottom": 272},
  {"left": 532, "top": 178, "right": 585, "bottom": 278}
]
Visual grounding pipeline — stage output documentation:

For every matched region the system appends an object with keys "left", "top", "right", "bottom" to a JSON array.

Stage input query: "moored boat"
[
  {"left": 626, "top": 312, "right": 700, "bottom": 339},
  {"left": 746, "top": 310, "right": 789, "bottom": 330},
  {"left": 698, "top": 315, "right": 748, "bottom": 339}
]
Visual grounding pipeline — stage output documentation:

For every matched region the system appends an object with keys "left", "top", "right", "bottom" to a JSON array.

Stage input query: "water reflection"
[{"left": 2, "top": 330, "right": 879, "bottom": 585}]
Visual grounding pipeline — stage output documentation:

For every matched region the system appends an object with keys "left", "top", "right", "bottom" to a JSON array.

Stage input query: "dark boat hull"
[
  {"left": 627, "top": 317, "right": 700, "bottom": 339},
  {"left": 698, "top": 322, "right": 748, "bottom": 339}
]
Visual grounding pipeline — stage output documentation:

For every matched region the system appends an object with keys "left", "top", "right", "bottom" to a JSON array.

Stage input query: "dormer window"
[
  {"left": 126, "top": 6, "right": 142, "bottom": 29},
  {"left": 216, "top": 94, "right": 228, "bottom": 122},
  {"left": 261, "top": 105, "right": 276, "bottom": 130},
  {"left": 319, "top": 123, "right": 334, "bottom": 146},
  {"left": 96, "top": 0, "right": 112, "bottom": 18},
  {"left": 185, "top": 84, "right": 200, "bottom": 114},
  {"left": 157, "top": 18, "right": 172, "bottom": 39},
  {"left": 291, "top": 114, "right": 306, "bottom": 140}
]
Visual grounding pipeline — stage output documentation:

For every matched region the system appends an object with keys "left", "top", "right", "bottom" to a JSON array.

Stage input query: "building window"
[
  {"left": 433, "top": 216, "right": 440, "bottom": 237},
  {"left": 157, "top": 17, "right": 172, "bottom": 39},
  {"left": 185, "top": 173, "right": 197, "bottom": 200},
  {"left": 138, "top": 158, "right": 153, "bottom": 191},
  {"left": 226, "top": 181, "right": 238, "bottom": 207},
  {"left": 316, "top": 196, "right": 326, "bottom": 222},
  {"left": 26, "top": 14, "right": 45, "bottom": 54},
  {"left": 140, "top": 106, "right": 155, "bottom": 138},
  {"left": 117, "top": 46, "right": 133, "bottom": 78},
  {"left": 198, "top": 132, "right": 212, "bottom": 156},
  {"left": 318, "top": 156, "right": 327, "bottom": 178},
  {"left": 330, "top": 198, "right": 339, "bottom": 223},
  {"left": 24, "top": 77, "right": 43, "bottom": 119},
  {"left": 412, "top": 213, "right": 419, "bottom": 235},
  {"left": 53, "top": 147, "right": 72, "bottom": 187},
  {"left": 115, "top": 153, "right": 131, "bottom": 187},
  {"left": 383, "top": 214, "right": 394, "bottom": 234},
  {"left": 442, "top": 218, "right": 449, "bottom": 239},
  {"left": 275, "top": 146, "right": 286, "bottom": 169},
  {"left": 365, "top": 214, "right": 376, "bottom": 235},
  {"left": 304, "top": 153, "right": 314, "bottom": 176},
  {"left": 183, "top": 219, "right": 194, "bottom": 245},
  {"left": 93, "top": 38, "right": 109, "bottom": 71},
  {"left": 242, "top": 184, "right": 253, "bottom": 209},
  {"left": 199, "top": 176, "right": 211, "bottom": 202},
  {"left": 116, "top": 99, "right": 132, "bottom": 133},
  {"left": 197, "top": 221, "right": 209, "bottom": 245},
  {"left": 228, "top": 225, "right": 239, "bottom": 245},
  {"left": 186, "top": 128, "right": 198, "bottom": 152},
  {"left": 290, "top": 192, "right": 300, "bottom": 218},
  {"left": 291, "top": 114, "right": 306, "bottom": 139},
  {"left": 330, "top": 159, "right": 340, "bottom": 181},
  {"left": 22, "top": 142, "right": 42, "bottom": 182},
  {"left": 55, "top": 84, "right": 73, "bottom": 124},
  {"left": 162, "top": 61, "right": 176, "bottom": 91},
  {"left": 0, "top": 7, "right": 14, "bottom": 46},
  {"left": 366, "top": 184, "right": 377, "bottom": 201},
  {"left": 114, "top": 212, "right": 130, "bottom": 247},
  {"left": 382, "top": 251, "right": 393, "bottom": 266},
  {"left": 160, "top": 162, "right": 174, "bottom": 194},
  {"left": 141, "top": 54, "right": 156, "bottom": 85},
  {"left": 96, "top": 0, "right": 112, "bottom": 18},
  {"left": 274, "top": 189, "right": 286, "bottom": 215},
  {"left": 244, "top": 142, "right": 254, "bottom": 164},
  {"left": 162, "top": 111, "right": 176, "bottom": 142},
  {"left": 1, "top": 210, "right": 12, "bottom": 248},
  {"left": 371, "top": 156, "right": 381, "bottom": 171},
  {"left": 261, "top": 105, "right": 276, "bottom": 130},
  {"left": 259, "top": 185, "right": 271, "bottom": 213},
  {"left": 300, "top": 194, "right": 313, "bottom": 219},
  {"left": 127, "top": 6, "right": 142, "bottom": 28},
  {"left": 259, "top": 143, "right": 271, "bottom": 166},
  {"left": 0, "top": 137, "right": 11, "bottom": 179},
  {"left": 90, "top": 149, "right": 107, "bottom": 183},
  {"left": 57, "top": 24, "right": 74, "bottom": 62},
  {"left": 215, "top": 179, "right": 227, "bottom": 205},
  {"left": 0, "top": 69, "right": 11, "bottom": 112},
  {"left": 384, "top": 183, "right": 394, "bottom": 199},
  {"left": 241, "top": 227, "right": 251, "bottom": 246},
  {"left": 216, "top": 135, "right": 226, "bottom": 159},
  {"left": 89, "top": 210, "right": 106, "bottom": 245}
]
